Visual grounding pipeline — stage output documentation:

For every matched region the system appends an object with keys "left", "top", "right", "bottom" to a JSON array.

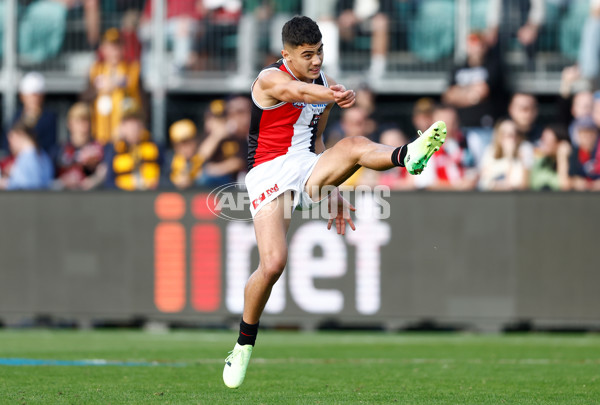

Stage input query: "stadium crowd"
[{"left": 1, "top": 0, "right": 600, "bottom": 192}]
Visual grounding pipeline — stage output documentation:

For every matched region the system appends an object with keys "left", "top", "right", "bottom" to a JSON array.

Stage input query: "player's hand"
[
  {"left": 331, "top": 84, "right": 356, "bottom": 109},
  {"left": 327, "top": 189, "right": 356, "bottom": 235}
]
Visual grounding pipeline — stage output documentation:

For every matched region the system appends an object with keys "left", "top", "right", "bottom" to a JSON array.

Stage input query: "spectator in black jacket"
[{"left": 3, "top": 72, "right": 57, "bottom": 156}]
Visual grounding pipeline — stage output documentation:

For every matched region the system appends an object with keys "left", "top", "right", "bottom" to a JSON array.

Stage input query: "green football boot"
[
  {"left": 404, "top": 120, "right": 447, "bottom": 175},
  {"left": 223, "top": 343, "right": 253, "bottom": 389}
]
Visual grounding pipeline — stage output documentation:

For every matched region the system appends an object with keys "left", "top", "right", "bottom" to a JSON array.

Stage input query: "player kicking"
[{"left": 223, "top": 16, "right": 446, "bottom": 388}]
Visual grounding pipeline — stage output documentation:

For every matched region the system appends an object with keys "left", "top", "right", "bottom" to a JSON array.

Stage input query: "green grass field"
[{"left": 0, "top": 330, "right": 599, "bottom": 404}]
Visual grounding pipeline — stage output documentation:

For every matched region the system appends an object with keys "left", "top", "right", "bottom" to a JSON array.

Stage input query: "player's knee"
[
  {"left": 260, "top": 253, "right": 287, "bottom": 285},
  {"left": 340, "top": 135, "right": 373, "bottom": 157}
]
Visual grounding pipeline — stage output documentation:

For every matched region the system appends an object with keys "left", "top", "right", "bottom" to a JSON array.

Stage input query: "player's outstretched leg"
[
  {"left": 402, "top": 120, "right": 447, "bottom": 175},
  {"left": 304, "top": 120, "right": 447, "bottom": 197}
]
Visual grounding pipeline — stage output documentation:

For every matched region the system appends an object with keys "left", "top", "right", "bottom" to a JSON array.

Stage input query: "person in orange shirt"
[{"left": 83, "top": 28, "right": 143, "bottom": 145}]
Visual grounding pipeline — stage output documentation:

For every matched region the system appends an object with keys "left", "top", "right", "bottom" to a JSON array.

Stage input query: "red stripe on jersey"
[{"left": 253, "top": 103, "right": 301, "bottom": 167}]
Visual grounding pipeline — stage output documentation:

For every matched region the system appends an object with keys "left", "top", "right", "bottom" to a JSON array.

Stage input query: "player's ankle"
[
  {"left": 237, "top": 318, "right": 259, "bottom": 346},
  {"left": 391, "top": 145, "right": 407, "bottom": 167}
]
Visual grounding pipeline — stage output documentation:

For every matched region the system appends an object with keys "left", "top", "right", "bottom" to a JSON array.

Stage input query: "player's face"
[{"left": 283, "top": 42, "right": 324, "bottom": 82}]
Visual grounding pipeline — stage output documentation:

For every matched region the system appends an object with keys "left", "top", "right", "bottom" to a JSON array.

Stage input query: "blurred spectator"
[
  {"left": 225, "top": 95, "right": 251, "bottom": 146},
  {"left": 100, "top": 1, "right": 145, "bottom": 62},
  {"left": 198, "top": 96, "right": 249, "bottom": 186},
  {"left": 442, "top": 32, "right": 504, "bottom": 130},
  {"left": 325, "top": 86, "right": 380, "bottom": 148},
  {"left": 508, "top": 93, "right": 543, "bottom": 143},
  {"left": 166, "top": 119, "right": 202, "bottom": 189},
  {"left": 326, "top": 106, "right": 374, "bottom": 149},
  {"left": 556, "top": 65, "right": 594, "bottom": 144},
  {"left": 568, "top": 116, "right": 600, "bottom": 191},
  {"left": 479, "top": 118, "right": 529, "bottom": 191},
  {"left": 0, "top": 154, "right": 15, "bottom": 183},
  {"left": 577, "top": 0, "right": 600, "bottom": 84},
  {"left": 408, "top": 0, "right": 455, "bottom": 63},
  {"left": 530, "top": 124, "right": 571, "bottom": 191},
  {"left": 413, "top": 105, "right": 477, "bottom": 191},
  {"left": 83, "top": 28, "right": 143, "bottom": 145},
  {"left": 593, "top": 91, "right": 600, "bottom": 130},
  {"left": 411, "top": 97, "right": 436, "bottom": 133},
  {"left": 18, "top": 0, "right": 100, "bottom": 63},
  {"left": 4, "top": 72, "right": 58, "bottom": 156},
  {"left": 570, "top": 90, "right": 595, "bottom": 142},
  {"left": 336, "top": 0, "right": 394, "bottom": 78},
  {"left": 103, "top": 110, "right": 161, "bottom": 190},
  {"left": 244, "top": 0, "right": 302, "bottom": 67},
  {"left": 0, "top": 122, "right": 53, "bottom": 190},
  {"left": 354, "top": 84, "right": 379, "bottom": 136},
  {"left": 377, "top": 127, "right": 416, "bottom": 190},
  {"left": 54, "top": 103, "right": 106, "bottom": 190},
  {"left": 337, "top": 106, "right": 379, "bottom": 188},
  {"left": 140, "top": 0, "right": 203, "bottom": 72},
  {"left": 312, "top": 0, "right": 341, "bottom": 76},
  {"left": 120, "top": 8, "right": 142, "bottom": 62},
  {"left": 192, "top": 0, "right": 243, "bottom": 71},
  {"left": 485, "top": 0, "right": 546, "bottom": 71},
  {"left": 340, "top": 106, "right": 374, "bottom": 139}
]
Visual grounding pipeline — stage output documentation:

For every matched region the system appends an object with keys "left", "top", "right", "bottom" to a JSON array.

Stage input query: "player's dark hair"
[{"left": 282, "top": 16, "right": 322, "bottom": 47}]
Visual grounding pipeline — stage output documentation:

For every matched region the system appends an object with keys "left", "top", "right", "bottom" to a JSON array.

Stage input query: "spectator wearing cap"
[
  {"left": 167, "top": 119, "right": 202, "bottom": 190},
  {"left": 103, "top": 110, "right": 161, "bottom": 190},
  {"left": 82, "top": 28, "right": 143, "bottom": 145},
  {"left": 55, "top": 102, "right": 106, "bottom": 190},
  {"left": 568, "top": 116, "right": 600, "bottom": 191},
  {"left": 4, "top": 72, "right": 58, "bottom": 155},
  {"left": 0, "top": 122, "right": 53, "bottom": 190}
]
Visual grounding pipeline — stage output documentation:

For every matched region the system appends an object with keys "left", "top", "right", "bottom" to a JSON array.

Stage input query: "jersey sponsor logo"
[
  {"left": 252, "top": 184, "right": 279, "bottom": 209},
  {"left": 292, "top": 102, "right": 328, "bottom": 112},
  {"left": 252, "top": 193, "right": 265, "bottom": 209},
  {"left": 266, "top": 183, "right": 279, "bottom": 196}
]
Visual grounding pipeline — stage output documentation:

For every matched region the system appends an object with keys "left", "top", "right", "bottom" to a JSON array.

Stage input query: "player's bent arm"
[{"left": 259, "top": 70, "right": 335, "bottom": 105}]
